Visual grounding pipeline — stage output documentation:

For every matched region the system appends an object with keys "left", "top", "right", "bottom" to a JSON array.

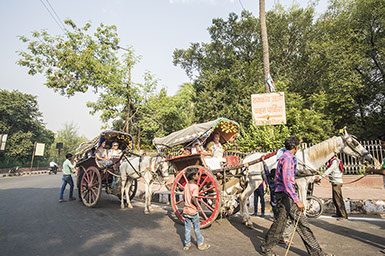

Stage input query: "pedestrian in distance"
[
  {"left": 59, "top": 153, "right": 77, "bottom": 203},
  {"left": 316, "top": 155, "right": 348, "bottom": 220},
  {"left": 366, "top": 135, "right": 385, "bottom": 176},
  {"left": 253, "top": 179, "right": 266, "bottom": 217},
  {"left": 182, "top": 167, "right": 210, "bottom": 251},
  {"left": 260, "top": 136, "right": 333, "bottom": 256}
]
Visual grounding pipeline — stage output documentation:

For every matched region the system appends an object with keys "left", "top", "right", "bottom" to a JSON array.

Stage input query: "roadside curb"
[{"left": 1, "top": 170, "right": 55, "bottom": 178}]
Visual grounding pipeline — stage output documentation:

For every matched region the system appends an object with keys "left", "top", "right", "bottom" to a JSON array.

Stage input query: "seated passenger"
[
  {"left": 95, "top": 140, "right": 112, "bottom": 167},
  {"left": 108, "top": 142, "right": 122, "bottom": 159},
  {"left": 191, "top": 138, "right": 222, "bottom": 170},
  {"left": 206, "top": 133, "right": 226, "bottom": 160},
  {"left": 191, "top": 138, "right": 213, "bottom": 156}
]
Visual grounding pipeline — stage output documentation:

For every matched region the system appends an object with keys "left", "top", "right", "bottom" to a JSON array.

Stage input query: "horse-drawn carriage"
[
  {"left": 74, "top": 131, "right": 138, "bottom": 207},
  {"left": 154, "top": 119, "right": 374, "bottom": 228},
  {"left": 74, "top": 122, "right": 373, "bottom": 230},
  {"left": 154, "top": 118, "right": 259, "bottom": 228}
]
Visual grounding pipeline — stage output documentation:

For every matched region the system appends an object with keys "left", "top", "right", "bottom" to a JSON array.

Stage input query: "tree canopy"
[
  {"left": 47, "top": 122, "right": 88, "bottom": 163},
  {"left": 0, "top": 90, "right": 54, "bottom": 167},
  {"left": 17, "top": 0, "right": 385, "bottom": 152},
  {"left": 173, "top": 0, "right": 384, "bottom": 145},
  {"left": 17, "top": 20, "right": 145, "bottom": 136}
]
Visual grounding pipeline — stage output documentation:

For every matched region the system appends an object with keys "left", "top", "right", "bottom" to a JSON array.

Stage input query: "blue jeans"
[
  {"left": 183, "top": 213, "right": 204, "bottom": 246},
  {"left": 254, "top": 188, "right": 265, "bottom": 214},
  {"left": 59, "top": 176, "right": 74, "bottom": 200}
]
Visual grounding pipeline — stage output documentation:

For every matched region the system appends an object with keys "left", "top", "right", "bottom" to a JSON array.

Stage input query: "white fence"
[{"left": 224, "top": 140, "right": 384, "bottom": 175}]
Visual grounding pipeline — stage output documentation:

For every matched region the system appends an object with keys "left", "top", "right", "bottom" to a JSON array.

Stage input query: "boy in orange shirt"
[{"left": 183, "top": 167, "right": 210, "bottom": 251}]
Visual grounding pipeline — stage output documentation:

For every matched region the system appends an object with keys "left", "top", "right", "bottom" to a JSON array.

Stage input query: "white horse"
[
  {"left": 239, "top": 129, "right": 373, "bottom": 226},
  {"left": 119, "top": 156, "right": 169, "bottom": 214}
]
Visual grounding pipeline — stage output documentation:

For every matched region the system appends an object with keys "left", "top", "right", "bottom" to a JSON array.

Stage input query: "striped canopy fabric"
[{"left": 153, "top": 118, "right": 239, "bottom": 150}]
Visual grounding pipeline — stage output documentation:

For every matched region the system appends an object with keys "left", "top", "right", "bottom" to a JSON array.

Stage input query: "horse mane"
[{"left": 306, "top": 137, "right": 337, "bottom": 162}]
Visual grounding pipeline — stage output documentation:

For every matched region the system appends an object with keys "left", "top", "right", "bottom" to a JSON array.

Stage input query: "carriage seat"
[
  {"left": 202, "top": 156, "right": 222, "bottom": 170},
  {"left": 225, "top": 155, "right": 239, "bottom": 166}
]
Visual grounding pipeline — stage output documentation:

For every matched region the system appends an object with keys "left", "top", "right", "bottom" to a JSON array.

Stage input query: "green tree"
[
  {"left": 48, "top": 122, "right": 88, "bottom": 163},
  {"left": 0, "top": 90, "right": 54, "bottom": 166},
  {"left": 114, "top": 83, "right": 196, "bottom": 149},
  {"left": 173, "top": 8, "right": 334, "bottom": 148},
  {"left": 173, "top": 12, "right": 263, "bottom": 128},
  {"left": 310, "top": 0, "right": 385, "bottom": 138},
  {"left": 17, "top": 20, "right": 145, "bottom": 136}
]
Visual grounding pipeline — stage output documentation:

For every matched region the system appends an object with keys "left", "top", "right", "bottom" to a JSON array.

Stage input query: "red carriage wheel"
[
  {"left": 171, "top": 165, "right": 222, "bottom": 228},
  {"left": 80, "top": 166, "right": 102, "bottom": 207}
]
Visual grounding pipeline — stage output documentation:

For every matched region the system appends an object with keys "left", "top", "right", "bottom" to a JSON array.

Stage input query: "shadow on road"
[
  {"left": 226, "top": 214, "right": 309, "bottom": 256},
  {"left": 310, "top": 218, "right": 385, "bottom": 250},
  {"left": 0, "top": 185, "right": 181, "bottom": 256}
]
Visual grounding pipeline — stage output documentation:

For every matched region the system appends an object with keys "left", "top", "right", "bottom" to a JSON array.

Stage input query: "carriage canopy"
[
  {"left": 153, "top": 118, "right": 239, "bottom": 151},
  {"left": 75, "top": 130, "right": 134, "bottom": 161}
]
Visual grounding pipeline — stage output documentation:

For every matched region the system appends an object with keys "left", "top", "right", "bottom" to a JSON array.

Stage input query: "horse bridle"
[{"left": 341, "top": 133, "right": 370, "bottom": 161}]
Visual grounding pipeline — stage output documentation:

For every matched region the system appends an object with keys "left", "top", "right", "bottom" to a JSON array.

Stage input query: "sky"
[{"left": 0, "top": 0, "right": 329, "bottom": 140}]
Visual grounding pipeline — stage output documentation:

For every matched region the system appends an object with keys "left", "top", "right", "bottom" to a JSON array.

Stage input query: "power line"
[
  {"left": 238, "top": 0, "right": 246, "bottom": 12},
  {"left": 45, "top": 0, "right": 66, "bottom": 29},
  {"left": 39, "top": 0, "right": 66, "bottom": 33}
]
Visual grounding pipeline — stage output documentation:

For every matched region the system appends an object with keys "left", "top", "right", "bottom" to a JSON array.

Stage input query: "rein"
[
  {"left": 122, "top": 154, "right": 166, "bottom": 190},
  {"left": 123, "top": 154, "right": 143, "bottom": 179},
  {"left": 296, "top": 157, "right": 368, "bottom": 185},
  {"left": 210, "top": 151, "right": 278, "bottom": 174}
]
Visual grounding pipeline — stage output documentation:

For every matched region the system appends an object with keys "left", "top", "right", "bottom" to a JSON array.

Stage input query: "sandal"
[
  {"left": 69, "top": 197, "right": 76, "bottom": 201},
  {"left": 198, "top": 244, "right": 210, "bottom": 251},
  {"left": 183, "top": 244, "right": 191, "bottom": 251},
  {"left": 58, "top": 199, "right": 66, "bottom": 203}
]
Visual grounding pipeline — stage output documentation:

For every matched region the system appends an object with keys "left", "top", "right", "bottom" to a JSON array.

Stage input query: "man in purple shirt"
[{"left": 260, "top": 136, "right": 332, "bottom": 256}]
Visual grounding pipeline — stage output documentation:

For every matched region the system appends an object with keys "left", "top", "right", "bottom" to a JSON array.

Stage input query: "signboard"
[
  {"left": 0, "top": 134, "right": 7, "bottom": 151},
  {"left": 251, "top": 92, "right": 286, "bottom": 126},
  {"left": 56, "top": 142, "right": 63, "bottom": 149},
  {"left": 35, "top": 143, "right": 45, "bottom": 156}
]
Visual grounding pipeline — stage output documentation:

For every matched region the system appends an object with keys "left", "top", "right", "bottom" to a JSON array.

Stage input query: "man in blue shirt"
[
  {"left": 59, "top": 153, "right": 77, "bottom": 202},
  {"left": 260, "top": 136, "right": 331, "bottom": 256}
]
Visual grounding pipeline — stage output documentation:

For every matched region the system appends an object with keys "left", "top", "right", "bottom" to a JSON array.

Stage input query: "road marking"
[{"left": 319, "top": 215, "right": 385, "bottom": 222}]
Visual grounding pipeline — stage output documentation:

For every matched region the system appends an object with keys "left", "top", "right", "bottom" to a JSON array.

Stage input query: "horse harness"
[
  {"left": 341, "top": 134, "right": 371, "bottom": 160},
  {"left": 122, "top": 154, "right": 165, "bottom": 183}
]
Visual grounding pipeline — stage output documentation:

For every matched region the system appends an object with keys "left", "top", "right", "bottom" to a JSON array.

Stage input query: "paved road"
[{"left": 1, "top": 175, "right": 384, "bottom": 256}]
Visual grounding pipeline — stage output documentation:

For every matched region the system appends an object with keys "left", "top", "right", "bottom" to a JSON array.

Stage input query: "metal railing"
[{"left": 223, "top": 140, "right": 384, "bottom": 175}]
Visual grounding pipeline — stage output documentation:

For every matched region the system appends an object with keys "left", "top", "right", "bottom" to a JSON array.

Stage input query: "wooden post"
[{"left": 30, "top": 142, "right": 36, "bottom": 171}]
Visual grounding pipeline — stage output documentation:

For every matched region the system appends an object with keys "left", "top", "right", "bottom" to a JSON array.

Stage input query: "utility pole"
[
  {"left": 125, "top": 50, "right": 132, "bottom": 134},
  {"left": 260, "top": 0, "right": 271, "bottom": 93}
]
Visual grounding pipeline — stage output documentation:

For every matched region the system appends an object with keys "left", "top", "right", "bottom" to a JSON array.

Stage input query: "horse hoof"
[
  {"left": 144, "top": 210, "right": 149, "bottom": 215},
  {"left": 128, "top": 204, "right": 133, "bottom": 209},
  {"left": 121, "top": 205, "right": 125, "bottom": 209}
]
